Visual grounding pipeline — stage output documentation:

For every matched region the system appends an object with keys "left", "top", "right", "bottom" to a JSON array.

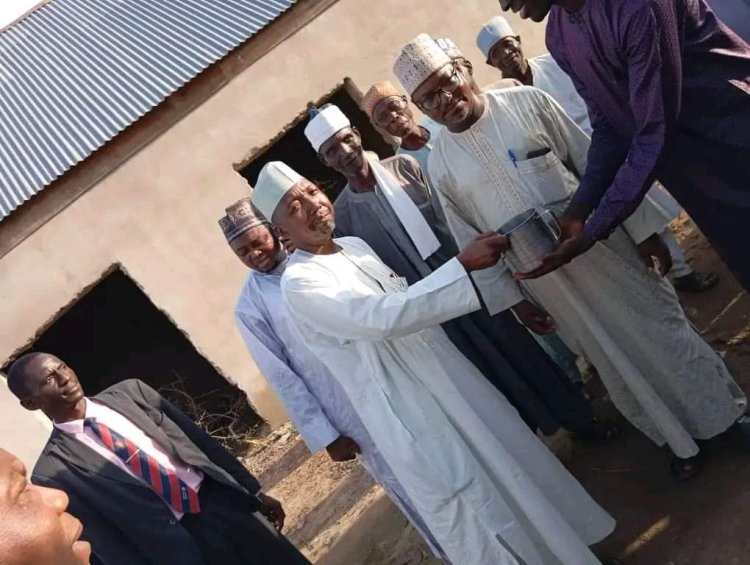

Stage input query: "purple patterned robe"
[{"left": 546, "top": 0, "right": 750, "bottom": 288}]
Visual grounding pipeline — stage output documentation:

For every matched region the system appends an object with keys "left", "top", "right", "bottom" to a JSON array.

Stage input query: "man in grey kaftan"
[{"left": 306, "top": 104, "right": 599, "bottom": 437}]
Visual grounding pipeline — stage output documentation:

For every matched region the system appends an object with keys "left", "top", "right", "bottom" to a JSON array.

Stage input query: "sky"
[{"left": 0, "top": 0, "right": 43, "bottom": 28}]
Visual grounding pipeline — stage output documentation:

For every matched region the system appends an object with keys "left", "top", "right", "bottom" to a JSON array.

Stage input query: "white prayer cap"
[
  {"left": 477, "top": 16, "right": 516, "bottom": 59},
  {"left": 435, "top": 37, "right": 464, "bottom": 61},
  {"left": 251, "top": 161, "right": 304, "bottom": 220},
  {"left": 393, "top": 33, "right": 452, "bottom": 96},
  {"left": 304, "top": 104, "right": 351, "bottom": 152}
]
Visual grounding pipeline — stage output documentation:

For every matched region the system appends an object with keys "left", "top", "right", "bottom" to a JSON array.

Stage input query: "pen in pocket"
[{"left": 508, "top": 149, "right": 517, "bottom": 168}]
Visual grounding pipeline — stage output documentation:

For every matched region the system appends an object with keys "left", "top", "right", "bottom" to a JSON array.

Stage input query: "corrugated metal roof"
[{"left": 0, "top": 0, "right": 296, "bottom": 221}]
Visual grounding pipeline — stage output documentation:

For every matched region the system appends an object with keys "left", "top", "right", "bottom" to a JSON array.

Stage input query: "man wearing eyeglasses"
[
  {"left": 306, "top": 101, "right": 609, "bottom": 444},
  {"left": 367, "top": 38, "right": 519, "bottom": 185},
  {"left": 394, "top": 33, "right": 747, "bottom": 483},
  {"left": 6, "top": 352, "right": 310, "bottom": 565}
]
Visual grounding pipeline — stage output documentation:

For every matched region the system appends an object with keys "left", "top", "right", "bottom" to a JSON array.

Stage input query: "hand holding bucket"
[{"left": 497, "top": 208, "right": 562, "bottom": 275}]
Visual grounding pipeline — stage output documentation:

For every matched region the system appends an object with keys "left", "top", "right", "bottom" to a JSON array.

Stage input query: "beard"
[{"left": 312, "top": 217, "right": 335, "bottom": 237}]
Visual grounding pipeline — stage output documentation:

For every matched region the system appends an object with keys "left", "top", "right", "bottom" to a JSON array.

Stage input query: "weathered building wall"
[
  {"left": 0, "top": 379, "right": 52, "bottom": 469},
  {"left": 0, "top": 0, "right": 545, "bottom": 426}
]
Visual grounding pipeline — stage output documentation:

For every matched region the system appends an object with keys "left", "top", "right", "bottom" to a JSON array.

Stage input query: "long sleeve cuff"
[{"left": 301, "top": 424, "right": 342, "bottom": 454}]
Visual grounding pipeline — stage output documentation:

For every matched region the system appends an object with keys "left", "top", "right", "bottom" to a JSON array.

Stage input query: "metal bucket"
[{"left": 498, "top": 208, "right": 561, "bottom": 274}]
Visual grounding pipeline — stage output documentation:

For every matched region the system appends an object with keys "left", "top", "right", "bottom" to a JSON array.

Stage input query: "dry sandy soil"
[{"left": 243, "top": 217, "right": 750, "bottom": 565}]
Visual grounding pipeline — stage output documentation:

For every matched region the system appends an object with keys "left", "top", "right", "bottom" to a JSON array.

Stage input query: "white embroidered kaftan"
[
  {"left": 429, "top": 87, "right": 745, "bottom": 458},
  {"left": 234, "top": 260, "right": 441, "bottom": 556},
  {"left": 281, "top": 236, "right": 614, "bottom": 565}
]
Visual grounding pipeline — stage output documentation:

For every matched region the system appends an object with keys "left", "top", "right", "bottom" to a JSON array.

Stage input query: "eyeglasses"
[{"left": 415, "top": 66, "right": 464, "bottom": 111}]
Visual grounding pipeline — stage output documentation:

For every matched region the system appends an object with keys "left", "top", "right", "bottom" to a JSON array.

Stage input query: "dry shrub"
[{"left": 158, "top": 373, "right": 268, "bottom": 457}]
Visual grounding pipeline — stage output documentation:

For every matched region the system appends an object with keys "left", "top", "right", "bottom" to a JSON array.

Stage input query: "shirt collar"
[
  {"left": 53, "top": 398, "right": 95, "bottom": 435},
  {"left": 268, "top": 252, "right": 289, "bottom": 276}
]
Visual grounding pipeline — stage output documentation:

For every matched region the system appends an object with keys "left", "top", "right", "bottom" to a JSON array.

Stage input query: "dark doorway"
[
  {"left": 4, "top": 267, "right": 262, "bottom": 453},
  {"left": 238, "top": 80, "right": 395, "bottom": 202}
]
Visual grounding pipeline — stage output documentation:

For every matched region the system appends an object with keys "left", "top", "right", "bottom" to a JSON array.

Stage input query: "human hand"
[
  {"left": 514, "top": 216, "right": 591, "bottom": 280},
  {"left": 514, "top": 234, "right": 594, "bottom": 280},
  {"left": 457, "top": 233, "right": 510, "bottom": 272},
  {"left": 637, "top": 233, "right": 672, "bottom": 276},
  {"left": 557, "top": 215, "right": 585, "bottom": 240},
  {"left": 258, "top": 493, "right": 286, "bottom": 532},
  {"left": 512, "top": 300, "right": 556, "bottom": 334},
  {"left": 325, "top": 436, "right": 361, "bottom": 462}
]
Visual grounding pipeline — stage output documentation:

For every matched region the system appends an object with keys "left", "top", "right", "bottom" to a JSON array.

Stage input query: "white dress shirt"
[{"left": 55, "top": 398, "right": 203, "bottom": 518}]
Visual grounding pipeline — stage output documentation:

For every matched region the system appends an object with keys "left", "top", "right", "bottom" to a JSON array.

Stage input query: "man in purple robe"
[{"left": 499, "top": 0, "right": 750, "bottom": 291}]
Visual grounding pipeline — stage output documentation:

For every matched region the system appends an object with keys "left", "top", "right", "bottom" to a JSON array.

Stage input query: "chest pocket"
[{"left": 515, "top": 150, "right": 577, "bottom": 206}]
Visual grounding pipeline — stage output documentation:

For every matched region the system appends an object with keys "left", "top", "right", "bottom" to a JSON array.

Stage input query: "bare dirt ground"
[{"left": 243, "top": 217, "right": 749, "bottom": 565}]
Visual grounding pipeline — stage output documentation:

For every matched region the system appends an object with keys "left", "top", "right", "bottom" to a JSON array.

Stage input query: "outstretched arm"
[{"left": 283, "top": 256, "right": 481, "bottom": 342}]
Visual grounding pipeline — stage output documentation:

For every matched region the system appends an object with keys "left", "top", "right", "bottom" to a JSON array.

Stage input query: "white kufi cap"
[
  {"left": 251, "top": 161, "right": 304, "bottom": 220},
  {"left": 304, "top": 104, "right": 351, "bottom": 152},
  {"left": 393, "top": 33, "right": 452, "bottom": 96},
  {"left": 435, "top": 37, "right": 464, "bottom": 61},
  {"left": 476, "top": 16, "right": 516, "bottom": 59}
]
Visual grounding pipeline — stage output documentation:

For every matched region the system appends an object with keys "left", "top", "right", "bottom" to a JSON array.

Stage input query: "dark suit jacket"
[{"left": 32, "top": 379, "right": 262, "bottom": 565}]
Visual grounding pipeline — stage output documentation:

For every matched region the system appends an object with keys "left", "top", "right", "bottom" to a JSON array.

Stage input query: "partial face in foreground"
[
  {"left": 498, "top": 0, "right": 554, "bottom": 22},
  {"left": 273, "top": 179, "right": 335, "bottom": 250},
  {"left": 229, "top": 224, "right": 284, "bottom": 272},
  {"left": 412, "top": 61, "right": 481, "bottom": 131},
  {"left": 0, "top": 448, "right": 91, "bottom": 565}
]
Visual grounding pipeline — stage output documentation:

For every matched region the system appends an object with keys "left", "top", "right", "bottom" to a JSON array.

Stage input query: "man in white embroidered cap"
[
  {"left": 221, "top": 197, "right": 444, "bottom": 559},
  {"left": 306, "top": 103, "right": 609, "bottom": 443},
  {"left": 394, "top": 33, "right": 747, "bottom": 483},
  {"left": 251, "top": 159, "right": 616, "bottom": 565}
]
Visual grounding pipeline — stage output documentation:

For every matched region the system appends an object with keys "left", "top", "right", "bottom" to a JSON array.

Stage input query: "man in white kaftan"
[
  {"left": 250, "top": 159, "right": 616, "bottom": 565},
  {"left": 393, "top": 34, "right": 745, "bottom": 479},
  {"left": 219, "top": 198, "right": 442, "bottom": 557},
  {"left": 361, "top": 78, "right": 587, "bottom": 388},
  {"left": 475, "top": 16, "right": 719, "bottom": 292}
]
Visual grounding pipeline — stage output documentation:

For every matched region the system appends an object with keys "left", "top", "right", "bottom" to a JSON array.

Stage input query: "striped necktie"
[{"left": 84, "top": 417, "right": 200, "bottom": 514}]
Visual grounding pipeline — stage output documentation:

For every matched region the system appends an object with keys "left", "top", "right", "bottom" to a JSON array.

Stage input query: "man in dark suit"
[{"left": 7, "top": 351, "right": 310, "bottom": 565}]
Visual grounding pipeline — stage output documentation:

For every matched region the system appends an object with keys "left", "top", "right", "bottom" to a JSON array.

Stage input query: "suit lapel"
[
  {"left": 47, "top": 428, "right": 145, "bottom": 488},
  {"left": 93, "top": 389, "right": 207, "bottom": 474},
  {"left": 94, "top": 390, "right": 177, "bottom": 456}
]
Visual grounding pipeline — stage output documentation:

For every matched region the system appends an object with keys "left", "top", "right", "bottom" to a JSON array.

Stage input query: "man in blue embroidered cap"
[
  {"left": 250, "top": 159, "right": 617, "bottom": 565},
  {"left": 221, "top": 196, "right": 445, "bottom": 559}
]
